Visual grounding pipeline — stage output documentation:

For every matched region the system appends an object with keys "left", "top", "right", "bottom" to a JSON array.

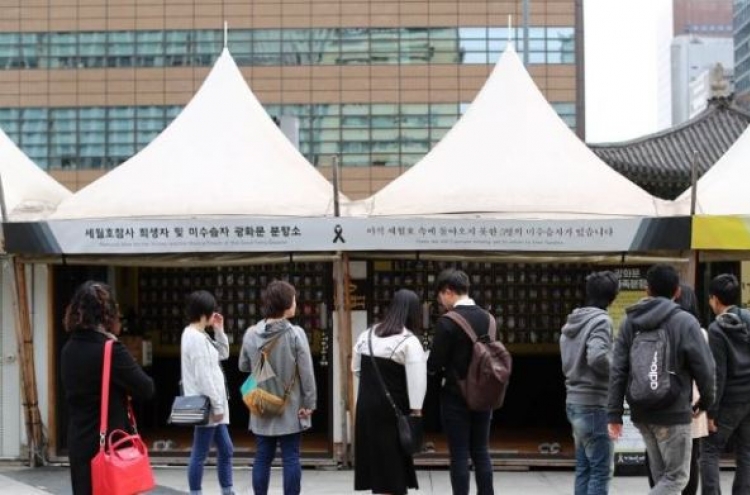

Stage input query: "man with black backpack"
[
  {"left": 608, "top": 264, "right": 715, "bottom": 495},
  {"left": 701, "top": 274, "right": 750, "bottom": 495},
  {"left": 427, "top": 268, "right": 511, "bottom": 495}
]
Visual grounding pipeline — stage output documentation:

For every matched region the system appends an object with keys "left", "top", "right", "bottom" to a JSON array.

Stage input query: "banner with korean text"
[{"left": 3, "top": 216, "right": 690, "bottom": 255}]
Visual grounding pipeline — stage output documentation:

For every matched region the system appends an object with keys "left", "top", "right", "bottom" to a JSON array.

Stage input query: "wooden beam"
[
  {"left": 10, "top": 259, "right": 45, "bottom": 465},
  {"left": 334, "top": 252, "right": 353, "bottom": 466}
]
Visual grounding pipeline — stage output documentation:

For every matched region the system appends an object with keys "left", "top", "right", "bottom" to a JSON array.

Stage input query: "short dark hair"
[
  {"left": 263, "top": 280, "right": 296, "bottom": 318},
  {"left": 186, "top": 290, "right": 216, "bottom": 323},
  {"left": 376, "top": 289, "right": 422, "bottom": 337},
  {"left": 435, "top": 268, "right": 470, "bottom": 295},
  {"left": 646, "top": 264, "right": 680, "bottom": 299},
  {"left": 708, "top": 274, "right": 740, "bottom": 307},
  {"left": 63, "top": 281, "right": 120, "bottom": 334},
  {"left": 585, "top": 271, "right": 619, "bottom": 309}
]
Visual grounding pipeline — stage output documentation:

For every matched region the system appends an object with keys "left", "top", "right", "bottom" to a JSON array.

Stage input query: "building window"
[
  {"left": 0, "top": 103, "right": 576, "bottom": 171},
  {"left": 0, "top": 27, "right": 575, "bottom": 70}
]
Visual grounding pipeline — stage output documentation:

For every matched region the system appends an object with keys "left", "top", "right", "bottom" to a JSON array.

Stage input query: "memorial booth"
[
  {"left": 3, "top": 45, "right": 695, "bottom": 469},
  {"left": 0, "top": 127, "right": 70, "bottom": 462},
  {"left": 678, "top": 123, "right": 750, "bottom": 320},
  {"left": 342, "top": 46, "right": 692, "bottom": 467},
  {"left": 3, "top": 49, "right": 351, "bottom": 465}
]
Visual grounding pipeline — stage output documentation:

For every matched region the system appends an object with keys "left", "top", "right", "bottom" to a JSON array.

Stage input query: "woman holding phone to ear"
[{"left": 181, "top": 290, "right": 235, "bottom": 495}]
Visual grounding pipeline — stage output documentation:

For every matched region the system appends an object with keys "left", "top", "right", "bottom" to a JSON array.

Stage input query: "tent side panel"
[{"left": 1, "top": 261, "right": 22, "bottom": 459}]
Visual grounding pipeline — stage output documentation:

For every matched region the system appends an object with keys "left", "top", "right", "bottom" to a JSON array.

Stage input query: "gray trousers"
[{"left": 635, "top": 422, "right": 692, "bottom": 495}]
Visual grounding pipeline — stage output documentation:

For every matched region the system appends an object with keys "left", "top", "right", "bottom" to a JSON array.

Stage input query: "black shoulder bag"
[{"left": 367, "top": 329, "right": 423, "bottom": 455}]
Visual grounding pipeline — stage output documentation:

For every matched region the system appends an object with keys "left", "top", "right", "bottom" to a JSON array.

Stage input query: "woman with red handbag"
[{"left": 60, "top": 281, "right": 155, "bottom": 495}]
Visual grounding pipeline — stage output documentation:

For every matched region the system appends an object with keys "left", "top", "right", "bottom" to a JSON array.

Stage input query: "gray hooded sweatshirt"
[
  {"left": 608, "top": 297, "right": 716, "bottom": 426},
  {"left": 239, "top": 319, "right": 317, "bottom": 436},
  {"left": 560, "top": 307, "right": 613, "bottom": 407}
]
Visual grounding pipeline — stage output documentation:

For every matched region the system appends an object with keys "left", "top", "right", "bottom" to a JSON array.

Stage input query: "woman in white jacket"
[{"left": 181, "top": 290, "right": 234, "bottom": 495}]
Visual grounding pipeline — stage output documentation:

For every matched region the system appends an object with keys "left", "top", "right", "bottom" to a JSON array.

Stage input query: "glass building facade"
[
  {"left": 0, "top": 0, "right": 583, "bottom": 198},
  {"left": 735, "top": 0, "right": 750, "bottom": 101},
  {"left": 0, "top": 102, "right": 576, "bottom": 169},
  {"left": 0, "top": 27, "right": 574, "bottom": 69}
]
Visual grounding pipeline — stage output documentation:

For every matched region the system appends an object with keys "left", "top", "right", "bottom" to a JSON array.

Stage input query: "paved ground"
[{"left": 0, "top": 465, "right": 737, "bottom": 494}]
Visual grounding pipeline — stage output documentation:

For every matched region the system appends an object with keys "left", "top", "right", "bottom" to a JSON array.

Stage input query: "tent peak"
[
  {"left": 49, "top": 34, "right": 342, "bottom": 220},
  {"left": 506, "top": 15, "right": 516, "bottom": 49}
]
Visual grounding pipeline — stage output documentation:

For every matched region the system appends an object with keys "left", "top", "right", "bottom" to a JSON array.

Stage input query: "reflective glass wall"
[
  {"left": 0, "top": 102, "right": 576, "bottom": 169},
  {"left": 0, "top": 27, "right": 574, "bottom": 69}
]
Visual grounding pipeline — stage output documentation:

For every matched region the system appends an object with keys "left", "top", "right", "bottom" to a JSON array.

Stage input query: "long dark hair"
[
  {"left": 375, "top": 289, "right": 421, "bottom": 337},
  {"left": 677, "top": 283, "right": 700, "bottom": 320}
]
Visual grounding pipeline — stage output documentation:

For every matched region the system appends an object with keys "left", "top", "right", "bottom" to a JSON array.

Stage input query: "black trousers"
[
  {"left": 69, "top": 455, "right": 93, "bottom": 495},
  {"left": 646, "top": 437, "right": 700, "bottom": 495}
]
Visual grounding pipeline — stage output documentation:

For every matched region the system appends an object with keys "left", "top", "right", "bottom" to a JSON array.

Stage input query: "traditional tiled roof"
[{"left": 589, "top": 98, "right": 750, "bottom": 199}]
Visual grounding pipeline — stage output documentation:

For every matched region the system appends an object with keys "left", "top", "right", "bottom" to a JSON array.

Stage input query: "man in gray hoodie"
[
  {"left": 560, "top": 271, "right": 619, "bottom": 495},
  {"left": 701, "top": 274, "right": 750, "bottom": 495},
  {"left": 608, "top": 264, "right": 715, "bottom": 495}
]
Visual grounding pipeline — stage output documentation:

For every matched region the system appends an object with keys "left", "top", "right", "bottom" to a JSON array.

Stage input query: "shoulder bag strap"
[
  {"left": 445, "top": 310, "right": 497, "bottom": 343},
  {"left": 98, "top": 340, "right": 114, "bottom": 451},
  {"left": 281, "top": 329, "right": 300, "bottom": 401},
  {"left": 367, "top": 330, "right": 401, "bottom": 418},
  {"left": 389, "top": 333, "right": 415, "bottom": 360},
  {"left": 443, "top": 311, "right": 478, "bottom": 343},
  {"left": 486, "top": 313, "right": 497, "bottom": 342}
]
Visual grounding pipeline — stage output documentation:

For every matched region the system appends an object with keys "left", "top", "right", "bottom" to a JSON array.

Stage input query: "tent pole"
[
  {"left": 689, "top": 150, "right": 699, "bottom": 216},
  {"left": 334, "top": 252, "right": 353, "bottom": 467},
  {"left": 0, "top": 174, "right": 45, "bottom": 466},
  {"left": 522, "top": 0, "right": 530, "bottom": 66},
  {"left": 687, "top": 150, "right": 700, "bottom": 289},
  {"left": 332, "top": 155, "right": 341, "bottom": 217},
  {"left": 332, "top": 155, "right": 352, "bottom": 465},
  {"left": 0, "top": 173, "right": 8, "bottom": 225}
]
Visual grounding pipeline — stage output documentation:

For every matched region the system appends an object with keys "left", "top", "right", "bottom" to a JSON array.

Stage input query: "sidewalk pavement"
[{"left": 0, "top": 465, "right": 736, "bottom": 494}]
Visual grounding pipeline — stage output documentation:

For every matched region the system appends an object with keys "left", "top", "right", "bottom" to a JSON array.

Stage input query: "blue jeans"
[
  {"left": 253, "top": 433, "right": 302, "bottom": 495},
  {"left": 566, "top": 404, "right": 613, "bottom": 495},
  {"left": 701, "top": 402, "right": 750, "bottom": 495},
  {"left": 441, "top": 391, "right": 494, "bottom": 495},
  {"left": 636, "top": 422, "right": 692, "bottom": 495},
  {"left": 188, "top": 424, "right": 234, "bottom": 495}
]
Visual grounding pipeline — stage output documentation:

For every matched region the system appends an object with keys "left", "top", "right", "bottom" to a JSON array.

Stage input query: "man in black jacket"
[
  {"left": 607, "top": 264, "right": 715, "bottom": 494},
  {"left": 701, "top": 274, "right": 750, "bottom": 495},
  {"left": 427, "top": 269, "right": 494, "bottom": 495}
]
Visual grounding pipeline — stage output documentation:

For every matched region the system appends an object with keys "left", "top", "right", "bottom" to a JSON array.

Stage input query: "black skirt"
[{"left": 354, "top": 355, "right": 418, "bottom": 495}]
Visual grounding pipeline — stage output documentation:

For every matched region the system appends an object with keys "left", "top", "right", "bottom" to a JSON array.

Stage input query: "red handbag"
[{"left": 91, "top": 340, "right": 155, "bottom": 495}]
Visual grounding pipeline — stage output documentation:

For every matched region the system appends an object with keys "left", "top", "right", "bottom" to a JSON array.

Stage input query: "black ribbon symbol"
[{"left": 333, "top": 224, "right": 345, "bottom": 243}]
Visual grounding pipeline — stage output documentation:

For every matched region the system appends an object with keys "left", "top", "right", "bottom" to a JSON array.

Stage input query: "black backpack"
[{"left": 626, "top": 309, "right": 681, "bottom": 409}]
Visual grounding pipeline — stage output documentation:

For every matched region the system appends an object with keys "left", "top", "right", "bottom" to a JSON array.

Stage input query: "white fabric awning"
[
  {"left": 352, "top": 46, "right": 671, "bottom": 219},
  {"left": 52, "top": 49, "right": 342, "bottom": 220},
  {"left": 676, "top": 124, "right": 750, "bottom": 215},
  {"left": 0, "top": 128, "right": 70, "bottom": 221}
]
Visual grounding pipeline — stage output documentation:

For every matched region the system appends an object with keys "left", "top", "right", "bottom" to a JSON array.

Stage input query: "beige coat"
[{"left": 691, "top": 328, "right": 709, "bottom": 439}]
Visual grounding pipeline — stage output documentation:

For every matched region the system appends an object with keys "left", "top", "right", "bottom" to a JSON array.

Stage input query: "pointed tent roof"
[
  {"left": 52, "top": 49, "right": 341, "bottom": 220},
  {"left": 676, "top": 124, "right": 750, "bottom": 215},
  {"left": 355, "top": 46, "right": 668, "bottom": 219},
  {"left": 0, "top": 128, "right": 70, "bottom": 221}
]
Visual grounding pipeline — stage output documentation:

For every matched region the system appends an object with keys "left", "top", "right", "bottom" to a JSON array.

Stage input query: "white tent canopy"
[
  {"left": 0, "top": 128, "right": 70, "bottom": 221},
  {"left": 676, "top": 124, "right": 750, "bottom": 215},
  {"left": 352, "top": 46, "right": 670, "bottom": 219},
  {"left": 52, "top": 48, "right": 341, "bottom": 220}
]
